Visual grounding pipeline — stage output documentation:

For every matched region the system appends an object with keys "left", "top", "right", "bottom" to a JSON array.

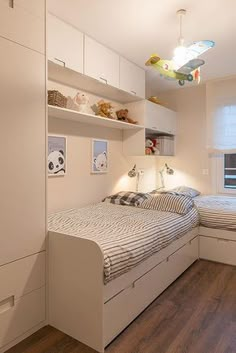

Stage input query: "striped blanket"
[
  {"left": 194, "top": 195, "right": 236, "bottom": 231},
  {"left": 48, "top": 203, "right": 199, "bottom": 283}
]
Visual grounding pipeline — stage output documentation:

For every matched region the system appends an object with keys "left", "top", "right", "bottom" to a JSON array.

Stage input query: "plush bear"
[
  {"left": 48, "top": 150, "right": 65, "bottom": 175},
  {"left": 145, "top": 139, "right": 157, "bottom": 155},
  {"left": 116, "top": 109, "right": 137, "bottom": 124},
  {"left": 93, "top": 151, "right": 107, "bottom": 171}
]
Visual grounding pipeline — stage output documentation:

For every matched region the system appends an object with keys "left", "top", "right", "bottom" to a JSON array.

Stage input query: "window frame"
[{"left": 217, "top": 152, "right": 236, "bottom": 194}]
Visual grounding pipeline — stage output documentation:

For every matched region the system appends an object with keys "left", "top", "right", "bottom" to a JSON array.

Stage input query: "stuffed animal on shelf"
[
  {"left": 116, "top": 109, "right": 137, "bottom": 124},
  {"left": 145, "top": 138, "right": 158, "bottom": 155},
  {"left": 152, "top": 138, "right": 160, "bottom": 155},
  {"left": 91, "top": 100, "right": 115, "bottom": 119},
  {"left": 67, "top": 92, "right": 90, "bottom": 113}
]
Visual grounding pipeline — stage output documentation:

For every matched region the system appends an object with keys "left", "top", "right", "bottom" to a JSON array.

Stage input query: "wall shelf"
[
  {"left": 48, "top": 61, "right": 144, "bottom": 104},
  {"left": 48, "top": 105, "right": 144, "bottom": 130}
]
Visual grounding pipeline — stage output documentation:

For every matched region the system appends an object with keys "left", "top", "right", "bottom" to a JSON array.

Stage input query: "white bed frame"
[
  {"left": 199, "top": 226, "right": 236, "bottom": 266},
  {"left": 49, "top": 228, "right": 199, "bottom": 352}
]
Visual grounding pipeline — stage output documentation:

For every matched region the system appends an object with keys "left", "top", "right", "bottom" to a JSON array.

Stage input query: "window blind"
[{"left": 206, "top": 78, "right": 236, "bottom": 151}]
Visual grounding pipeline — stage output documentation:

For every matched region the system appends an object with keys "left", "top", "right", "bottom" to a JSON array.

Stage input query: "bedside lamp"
[
  {"left": 128, "top": 164, "right": 143, "bottom": 192},
  {"left": 158, "top": 163, "right": 174, "bottom": 189}
]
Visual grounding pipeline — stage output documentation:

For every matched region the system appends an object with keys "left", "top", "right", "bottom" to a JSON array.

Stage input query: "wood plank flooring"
[{"left": 6, "top": 260, "right": 236, "bottom": 353}]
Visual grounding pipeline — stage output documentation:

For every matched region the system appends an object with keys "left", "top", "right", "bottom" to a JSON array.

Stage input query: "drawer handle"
[
  {"left": 54, "top": 58, "right": 65, "bottom": 67},
  {"left": 9, "top": 0, "right": 14, "bottom": 8},
  {"left": 217, "top": 238, "right": 229, "bottom": 243},
  {"left": 99, "top": 77, "right": 108, "bottom": 84},
  {"left": 0, "top": 295, "right": 15, "bottom": 314},
  {"left": 131, "top": 90, "right": 137, "bottom": 95}
]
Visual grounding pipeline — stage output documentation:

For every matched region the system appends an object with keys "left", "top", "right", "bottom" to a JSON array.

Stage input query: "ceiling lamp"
[{"left": 173, "top": 9, "right": 188, "bottom": 66}]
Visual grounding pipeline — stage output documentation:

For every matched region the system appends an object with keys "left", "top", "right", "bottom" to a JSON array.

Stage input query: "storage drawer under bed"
[
  {"left": 104, "top": 236, "right": 198, "bottom": 346},
  {"left": 199, "top": 236, "right": 236, "bottom": 266}
]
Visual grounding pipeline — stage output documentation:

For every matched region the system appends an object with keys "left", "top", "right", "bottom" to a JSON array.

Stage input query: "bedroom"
[{"left": 0, "top": 0, "right": 236, "bottom": 352}]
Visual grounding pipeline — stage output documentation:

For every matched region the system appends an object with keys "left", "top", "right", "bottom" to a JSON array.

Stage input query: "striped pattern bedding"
[
  {"left": 194, "top": 195, "right": 236, "bottom": 230},
  {"left": 48, "top": 203, "right": 199, "bottom": 283},
  {"left": 140, "top": 194, "right": 194, "bottom": 215}
]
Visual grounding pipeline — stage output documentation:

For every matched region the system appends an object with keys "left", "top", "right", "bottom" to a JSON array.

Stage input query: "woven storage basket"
[{"left": 48, "top": 90, "right": 67, "bottom": 108}]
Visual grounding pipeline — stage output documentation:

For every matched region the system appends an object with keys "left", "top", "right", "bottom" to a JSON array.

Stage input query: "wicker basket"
[{"left": 48, "top": 90, "right": 67, "bottom": 108}]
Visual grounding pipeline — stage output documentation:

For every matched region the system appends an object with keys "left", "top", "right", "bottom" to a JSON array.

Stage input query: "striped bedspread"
[
  {"left": 48, "top": 203, "right": 199, "bottom": 283},
  {"left": 194, "top": 195, "right": 236, "bottom": 231}
]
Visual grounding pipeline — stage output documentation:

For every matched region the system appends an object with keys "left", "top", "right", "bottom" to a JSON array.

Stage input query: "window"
[{"left": 224, "top": 153, "right": 236, "bottom": 189}]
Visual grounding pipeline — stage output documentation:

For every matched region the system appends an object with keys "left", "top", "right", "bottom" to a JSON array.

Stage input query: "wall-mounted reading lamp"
[
  {"left": 128, "top": 164, "right": 143, "bottom": 192},
  {"left": 158, "top": 163, "right": 174, "bottom": 189}
]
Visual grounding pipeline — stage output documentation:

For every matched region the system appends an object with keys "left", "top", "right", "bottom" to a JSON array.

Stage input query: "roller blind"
[{"left": 206, "top": 78, "right": 236, "bottom": 151}]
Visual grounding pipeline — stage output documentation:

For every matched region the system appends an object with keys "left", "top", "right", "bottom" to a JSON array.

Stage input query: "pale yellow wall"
[
  {"left": 157, "top": 84, "right": 213, "bottom": 194},
  {"left": 48, "top": 82, "right": 157, "bottom": 213}
]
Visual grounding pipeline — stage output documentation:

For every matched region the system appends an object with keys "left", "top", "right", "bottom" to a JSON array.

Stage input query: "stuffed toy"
[
  {"left": 67, "top": 92, "right": 90, "bottom": 113},
  {"left": 152, "top": 138, "right": 160, "bottom": 155},
  {"left": 116, "top": 109, "right": 137, "bottom": 124},
  {"left": 74, "top": 92, "right": 90, "bottom": 113},
  {"left": 91, "top": 100, "right": 115, "bottom": 119},
  {"left": 145, "top": 138, "right": 158, "bottom": 155}
]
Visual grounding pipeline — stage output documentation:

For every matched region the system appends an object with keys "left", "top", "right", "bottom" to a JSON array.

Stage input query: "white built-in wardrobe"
[{"left": 0, "top": 1, "right": 46, "bottom": 351}]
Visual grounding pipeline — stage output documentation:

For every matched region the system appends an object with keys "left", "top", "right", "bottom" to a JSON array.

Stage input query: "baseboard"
[{"left": 0, "top": 320, "right": 47, "bottom": 353}]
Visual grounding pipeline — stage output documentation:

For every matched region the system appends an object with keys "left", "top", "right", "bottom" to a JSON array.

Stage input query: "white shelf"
[
  {"left": 48, "top": 105, "right": 144, "bottom": 130},
  {"left": 48, "top": 61, "right": 144, "bottom": 104}
]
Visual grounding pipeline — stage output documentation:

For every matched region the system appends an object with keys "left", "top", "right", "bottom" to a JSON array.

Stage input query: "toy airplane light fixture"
[{"left": 146, "top": 9, "right": 215, "bottom": 86}]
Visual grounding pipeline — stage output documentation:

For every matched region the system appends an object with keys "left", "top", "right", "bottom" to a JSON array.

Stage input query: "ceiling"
[{"left": 48, "top": 0, "right": 236, "bottom": 95}]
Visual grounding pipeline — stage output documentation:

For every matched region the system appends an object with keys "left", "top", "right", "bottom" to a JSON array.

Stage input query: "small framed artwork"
[
  {"left": 92, "top": 139, "right": 108, "bottom": 174},
  {"left": 48, "top": 135, "right": 67, "bottom": 176}
]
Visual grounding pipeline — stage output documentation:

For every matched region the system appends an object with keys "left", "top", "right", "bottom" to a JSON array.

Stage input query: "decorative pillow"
[
  {"left": 139, "top": 194, "right": 194, "bottom": 215},
  {"left": 168, "top": 186, "right": 200, "bottom": 198},
  {"left": 103, "top": 191, "right": 151, "bottom": 207}
]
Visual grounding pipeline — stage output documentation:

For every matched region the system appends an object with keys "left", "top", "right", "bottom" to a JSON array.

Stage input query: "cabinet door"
[
  {"left": 120, "top": 57, "right": 145, "bottom": 98},
  {"left": 47, "top": 14, "right": 84, "bottom": 73},
  {"left": 145, "top": 101, "right": 177, "bottom": 135},
  {"left": 0, "top": 0, "right": 45, "bottom": 53},
  {"left": 0, "top": 37, "right": 46, "bottom": 266},
  {"left": 84, "top": 36, "right": 119, "bottom": 88}
]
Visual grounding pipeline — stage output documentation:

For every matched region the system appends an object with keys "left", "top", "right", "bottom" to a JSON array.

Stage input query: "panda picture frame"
[
  {"left": 92, "top": 139, "right": 108, "bottom": 174},
  {"left": 48, "top": 135, "right": 67, "bottom": 176}
]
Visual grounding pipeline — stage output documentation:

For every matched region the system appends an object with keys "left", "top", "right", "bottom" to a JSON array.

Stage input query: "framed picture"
[
  {"left": 48, "top": 135, "right": 67, "bottom": 176},
  {"left": 92, "top": 139, "right": 108, "bottom": 174}
]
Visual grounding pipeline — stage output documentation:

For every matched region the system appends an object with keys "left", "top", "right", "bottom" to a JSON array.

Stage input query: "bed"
[
  {"left": 194, "top": 195, "right": 236, "bottom": 267},
  {"left": 48, "top": 200, "right": 199, "bottom": 352}
]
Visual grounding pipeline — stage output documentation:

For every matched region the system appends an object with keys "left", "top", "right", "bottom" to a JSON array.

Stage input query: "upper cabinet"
[
  {"left": 47, "top": 13, "right": 83, "bottom": 73},
  {"left": 0, "top": 0, "right": 45, "bottom": 54},
  {"left": 47, "top": 16, "right": 146, "bottom": 102},
  {"left": 84, "top": 36, "right": 120, "bottom": 88},
  {"left": 120, "top": 57, "right": 145, "bottom": 98},
  {"left": 123, "top": 100, "right": 177, "bottom": 156},
  {"left": 145, "top": 101, "right": 177, "bottom": 135}
]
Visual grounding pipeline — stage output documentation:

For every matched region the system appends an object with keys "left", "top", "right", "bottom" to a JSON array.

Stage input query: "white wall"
[
  {"left": 48, "top": 82, "right": 157, "bottom": 213},
  {"left": 156, "top": 84, "right": 213, "bottom": 194}
]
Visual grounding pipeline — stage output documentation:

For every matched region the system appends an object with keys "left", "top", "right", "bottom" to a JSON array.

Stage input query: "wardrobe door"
[
  {"left": 0, "top": 37, "right": 46, "bottom": 266},
  {"left": 0, "top": 0, "right": 45, "bottom": 53}
]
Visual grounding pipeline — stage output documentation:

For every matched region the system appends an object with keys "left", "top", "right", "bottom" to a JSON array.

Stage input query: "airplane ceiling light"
[{"left": 145, "top": 9, "right": 215, "bottom": 86}]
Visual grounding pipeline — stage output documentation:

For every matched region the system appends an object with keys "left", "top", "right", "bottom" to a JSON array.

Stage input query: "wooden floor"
[{"left": 6, "top": 260, "right": 236, "bottom": 353}]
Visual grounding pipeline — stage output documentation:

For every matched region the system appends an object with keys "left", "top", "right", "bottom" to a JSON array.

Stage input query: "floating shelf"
[
  {"left": 48, "top": 61, "right": 144, "bottom": 104},
  {"left": 48, "top": 105, "right": 144, "bottom": 130}
]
